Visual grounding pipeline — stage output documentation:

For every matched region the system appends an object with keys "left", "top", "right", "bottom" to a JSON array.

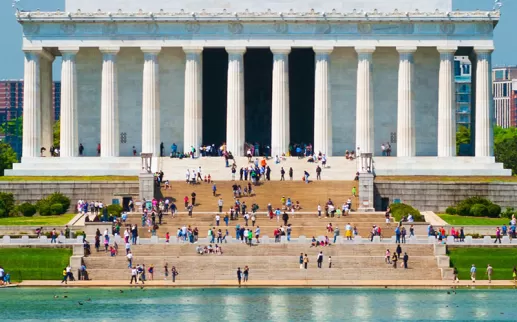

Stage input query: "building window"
[{"left": 454, "top": 61, "right": 461, "bottom": 76}]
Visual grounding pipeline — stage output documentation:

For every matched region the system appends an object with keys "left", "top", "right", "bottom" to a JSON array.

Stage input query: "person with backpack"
[{"left": 171, "top": 266, "right": 179, "bottom": 283}]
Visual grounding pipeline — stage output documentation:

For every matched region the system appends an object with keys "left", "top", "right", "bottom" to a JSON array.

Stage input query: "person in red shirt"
[{"left": 184, "top": 196, "right": 189, "bottom": 209}]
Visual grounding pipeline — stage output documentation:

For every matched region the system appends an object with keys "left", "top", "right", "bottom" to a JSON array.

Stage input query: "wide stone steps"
[
  {"left": 157, "top": 180, "right": 359, "bottom": 212},
  {"left": 84, "top": 255, "right": 437, "bottom": 269},
  {"left": 89, "top": 244, "right": 435, "bottom": 257},
  {"left": 85, "top": 268, "right": 442, "bottom": 281}
]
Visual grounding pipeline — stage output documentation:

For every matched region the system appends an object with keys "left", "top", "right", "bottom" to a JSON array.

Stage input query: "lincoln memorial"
[{"left": 6, "top": 0, "right": 510, "bottom": 177}]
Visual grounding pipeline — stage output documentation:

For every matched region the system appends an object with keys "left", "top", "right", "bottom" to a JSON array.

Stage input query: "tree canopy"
[{"left": 0, "top": 142, "right": 18, "bottom": 176}]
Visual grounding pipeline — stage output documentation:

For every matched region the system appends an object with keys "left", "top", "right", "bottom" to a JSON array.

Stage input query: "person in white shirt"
[
  {"left": 130, "top": 267, "right": 138, "bottom": 284},
  {"left": 317, "top": 204, "right": 322, "bottom": 217},
  {"left": 215, "top": 215, "right": 221, "bottom": 226},
  {"left": 127, "top": 252, "right": 133, "bottom": 268},
  {"left": 185, "top": 169, "right": 190, "bottom": 183}
]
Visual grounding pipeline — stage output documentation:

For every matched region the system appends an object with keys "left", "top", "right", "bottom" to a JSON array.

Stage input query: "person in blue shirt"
[
  {"left": 470, "top": 264, "right": 477, "bottom": 282},
  {"left": 171, "top": 143, "right": 177, "bottom": 155},
  {"left": 502, "top": 224, "right": 508, "bottom": 236}
]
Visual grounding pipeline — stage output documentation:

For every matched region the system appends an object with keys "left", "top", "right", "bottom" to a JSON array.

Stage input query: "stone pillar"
[
  {"left": 355, "top": 47, "right": 375, "bottom": 156},
  {"left": 183, "top": 46, "right": 203, "bottom": 157},
  {"left": 141, "top": 47, "right": 161, "bottom": 157},
  {"left": 271, "top": 47, "right": 290, "bottom": 157},
  {"left": 396, "top": 47, "right": 416, "bottom": 157},
  {"left": 40, "top": 51, "right": 54, "bottom": 157},
  {"left": 100, "top": 47, "right": 120, "bottom": 157},
  {"left": 358, "top": 172, "right": 375, "bottom": 212},
  {"left": 314, "top": 47, "right": 333, "bottom": 156},
  {"left": 226, "top": 46, "right": 246, "bottom": 156},
  {"left": 22, "top": 50, "right": 41, "bottom": 158},
  {"left": 437, "top": 47, "right": 457, "bottom": 157},
  {"left": 474, "top": 48, "right": 494, "bottom": 157},
  {"left": 59, "top": 48, "right": 79, "bottom": 158}
]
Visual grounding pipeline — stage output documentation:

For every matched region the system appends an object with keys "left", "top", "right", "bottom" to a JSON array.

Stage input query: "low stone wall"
[
  {"left": 0, "top": 181, "right": 139, "bottom": 208},
  {"left": 374, "top": 181, "right": 517, "bottom": 212}
]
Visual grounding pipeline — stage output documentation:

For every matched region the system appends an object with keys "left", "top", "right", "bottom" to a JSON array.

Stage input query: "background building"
[
  {"left": 454, "top": 56, "right": 472, "bottom": 131},
  {"left": 0, "top": 80, "right": 60, "bottom": 157},
  {"left": 492, "top": 66, "right": 517, "bottom": 128}
]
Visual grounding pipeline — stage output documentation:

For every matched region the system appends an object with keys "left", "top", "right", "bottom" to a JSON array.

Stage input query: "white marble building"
[{"left": 6, "top": 0, "right": 511, "bottom": 176}]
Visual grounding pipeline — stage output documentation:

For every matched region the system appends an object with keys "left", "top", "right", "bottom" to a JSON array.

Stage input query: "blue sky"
[{"left": 0, "top": 0, "right": 515, "bottom": 80}]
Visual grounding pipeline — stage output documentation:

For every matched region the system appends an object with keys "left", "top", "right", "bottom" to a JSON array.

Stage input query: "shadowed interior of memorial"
[
  {"left": 245, "top": 49, "right": 273, "bottom": 146},
  {"left": 289, "top": 48, "right": 315, "bottom": 146},
  {"left": 202, "top": 48, "right": 228, "bottom": 146}
]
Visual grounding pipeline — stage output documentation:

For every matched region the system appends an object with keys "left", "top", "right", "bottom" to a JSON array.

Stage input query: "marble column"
[
  {"left": 271, "top": 47, "right": 290, "bottom": 157},
  {"left": 396, "top": 47, "right": 416, "bottom": 157},
  {"left": 475, "top": 48, "right": 494, "bottom": 157},
  {"left": 437, "top": 47, "right": 457, "bottom": 157},
  {"left": 355, "top": 46, "right": 375, "bottom": 156},
  {"left": 141, "top": 47, "right": 161, "bottom": 156},
  {"left": 183, "top": 46, "right": 203, "bottom": 156},
  {"left": 40, "top": 51, "right": 54, "bottom": 157},
  {"left": 22, "top": 50, "right": 41, "bottom": 158},
  {"left": 100, "top": 47, "right": 120, "bottom": 157},
  {"left": 314, "top": 47, "right": 333, "bottom": 156},
  {"left": 59, "top": 48, "right": 79, "bottom": 158},
  {"left": 226, "top": 46, "right": 246, "bottom": 156}
]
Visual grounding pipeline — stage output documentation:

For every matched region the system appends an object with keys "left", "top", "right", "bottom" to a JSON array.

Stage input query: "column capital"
[
  {"left": 183, "top": 46, "right": 203, "bottom": 54},
  {"left": 271, "top": 46, "right": 291, "bottom": 55},
  {"left": 474, "top": 46, "right": 494, "bottom": 54},
  {"left": 141, "top": 46, "right": 162, "bottom": 54},
  {"left": 355, "top": 46, "right": 376, "bottom": 54},
  {"left": 24, "top": 47, "right": 54, "bottom": 62},
  {"left": 396, "top": 46, "right": 417, "bottom": 54},
  {"left": 313, "top": 46, "right": 334, "bottom": 54},
  {"left": 99, "top": 46, "right": 120, "bottom": 54},
  {"left": 225, "top": 46, "right": 246, "bottom": 55},
  {"left": 437, "top": 46, "right": 458, "bottom": 54},
  {"left": 59, "top": 46, "right": 80, "bottom": 55}
]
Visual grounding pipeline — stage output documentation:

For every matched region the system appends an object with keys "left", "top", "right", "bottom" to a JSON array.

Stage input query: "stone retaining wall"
[
  {"left": 374, "top": 181, "right": 517, "bottom": 212},
  {"left": 0, "top": 181, "right": 139, "bottom": 208}
]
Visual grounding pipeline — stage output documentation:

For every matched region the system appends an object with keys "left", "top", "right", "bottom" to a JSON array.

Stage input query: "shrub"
[
  {"left": 17, "top": 202, "right": 37, "bottom": 217},
  {"left": 487, "top": 204, "right": 502, "bottom": 218},
  {"left": 501, "top": 207, "right": 515, "bottom": 219},
  {"left": 47, "top": 193, "right": 71, "bottom": 213},
  {"left": 389, "top": 203, "right": 423, "bottom": 222},
  {"left": 38, "top": 202, "right": 52, "bottom": 216},
  {"left": 470, "top": 204, "right": 488, "bottom": 217},
  {"left": 107, "top": 204, "right": 123, "bottom": 217},
  {"left": 445, "top": 207, "right": 457, "bottom": 215},
  {"left": 0, "top": 192, "right": 16, "bottom": 218},
  {"left": 50, "top": 203, "right": 63, "bottom": 216},
  {"left": 456, "top": 204, "right": 472, "bottom": 216}
]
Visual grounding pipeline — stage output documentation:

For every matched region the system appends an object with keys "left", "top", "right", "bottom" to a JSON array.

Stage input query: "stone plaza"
[{"left": 6, "top": 0, "right": 510, "bottom": 177}]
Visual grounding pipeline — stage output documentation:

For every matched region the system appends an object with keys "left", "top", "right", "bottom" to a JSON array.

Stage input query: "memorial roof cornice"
[{"left": 16, "top": 9, "right": 500, "bottom": 24}]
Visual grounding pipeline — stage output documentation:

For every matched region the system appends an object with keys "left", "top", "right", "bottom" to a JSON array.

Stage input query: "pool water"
[{"left": 1, "top": 287, "right": 516, "bottom": 321}]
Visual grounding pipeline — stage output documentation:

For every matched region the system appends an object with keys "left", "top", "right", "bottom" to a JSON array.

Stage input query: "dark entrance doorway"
[
  {"left": 202, "top": 48, "right": 228, "bottom": 146},
  {"left": 289, "top": 48, "right": 315, "bottom": 147},
  {"left": 244, "top": 49, "right": 273, "bottom": 148}
]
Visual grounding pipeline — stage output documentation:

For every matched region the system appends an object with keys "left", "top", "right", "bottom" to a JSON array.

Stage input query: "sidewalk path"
[
  {"left": 422, "top": 211, "right": 448, "bottom": 226},
  {"left": 18, "top": 279, "right": 517, "bottom": 288}
]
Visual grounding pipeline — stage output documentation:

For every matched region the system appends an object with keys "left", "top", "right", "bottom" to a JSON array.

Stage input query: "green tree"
[
  {"left": 456, "top": 125, "right": 471, "bottom": 155},
  {"left": 0, "top": 117, "right": 23, "bottom": 136},
  {"left": 53, "top": 120, "right": 60, "bottom": 147},
  {"left": 0, "top": 142, "right": 18, "bottom": 176},
  {"left": 494, "top": 133, "right": 517, "bottom": 175}
]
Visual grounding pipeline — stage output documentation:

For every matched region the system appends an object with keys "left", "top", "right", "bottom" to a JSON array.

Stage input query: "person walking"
[
  {"left": 164, "top": 263, "right": 169, "bottom": 281},
  {"left": 317, "top": 251, "right": 323, "bottom": 268},
  {"left": 237, "top": 267, "right": 242, "bottom": 286},
  {"left": 486, "top": 264, "right": 493, "bottom": 283},
  {"left": 303, "top": 254, "right": 309, "bottom": 269},
  {"left": 391, "top": 253, "right": 398, "bottom": 269},
  {"left": 352, "top": 186, "right": 357, "bottom": 197},
  {"left": 130, "top": 267, "right": 138, "bottom": 284},
  {"left": 218, "top": 198, "right": 223, "bottom": 213},
  {"left": 328, "top": 256, "right": 332, "bottom": 268},
  {"left": 280, "top": 167, "right": 285, "bottom": 181},
  {"left": 453, "top": 267, "right": 459, "bottom": 283},
  {"left": 171, "top": 266, "right": 179, "bottom": 282},
  {"left": 470, "top": 264, "right": 477, "bottom": 283},
  {"left": 299, "top": 253, "right": 304, "bottom": 269},
  {"left": 512, "top": 266, "right": 517, "bottom": 283},
  {"left": 494, "top": 227, "right": 502, "bottom": 244}
]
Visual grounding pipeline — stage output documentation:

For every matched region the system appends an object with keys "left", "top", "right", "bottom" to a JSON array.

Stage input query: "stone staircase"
[
  {"left": 127, "top": 213, "right": 429, "bottom": 238},
  {"left": 157, "top": 180, "right": 359, "bottom": 213},
  {"left": 83, "top": 244, "right": 442, "bottom": 280},
  {"left": 159, "top": 156, "right": 358, "bottom": 181}
]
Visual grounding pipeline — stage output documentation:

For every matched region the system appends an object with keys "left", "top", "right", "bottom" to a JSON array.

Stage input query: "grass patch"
[
  {"left": 438, "top": 214, "right": 510, "bottom": 226},
  {"left": 0, "top": 214, "right": 76, "bottom": 226},
  {"left": 0, "top": 248, "right": 72, "bottom": 281},
  {"left": 0, "top": 176, "right": 138, "bottom": 182},
  {"left": 376, "top": 176, "right": 517, "bottom": 183},
  {"left": 449, "top": 247, "right": 517, "bottom": 280}
]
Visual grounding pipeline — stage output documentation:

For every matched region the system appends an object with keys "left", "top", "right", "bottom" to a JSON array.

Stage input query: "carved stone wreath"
[
  {"left": 228, "top": 22, "right": 244, "bottom": 34},
  {"left": 185, "top": 21, "right": 200, "bottom": 33},
  {"left": 358, "top": 23, "right": 372, "bottom": 34},
  {"left": 102, "top": 22, "right": 118, "bottom": 35},
  {"left": 60, "top": 23, "right": 76, "bottom": 35},
  {"left": 273, "top": 22, "right": 288, "bottom": 34},
  {"left": 440, "top": 23, "right": 455, "bottom": 35}
]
